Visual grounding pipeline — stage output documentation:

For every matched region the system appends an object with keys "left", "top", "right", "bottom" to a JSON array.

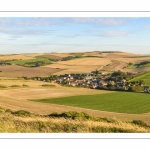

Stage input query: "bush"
[
  {"left": 0, "top": 84, "right": 7, "bottom": 88},
  {"left": 41, "top": 84, "right": 55, "bottom": 87},
  {"left": 132, "top": 120, "right": 149, "bottom": 128},
  {"left": 12, "top": 110, "right": 31, "bottom": 117},
  {"left": 10, "top": 85, "right": 20, "bottom": 88},
  {"left": 22, "top": 84, "right": 29, "bottom": 87},
  {"left": 5, "top": 109, "right": 13, "bottom": 113},
  {"left": 49, "top": 111, "right": 92, "bottom": 120}
]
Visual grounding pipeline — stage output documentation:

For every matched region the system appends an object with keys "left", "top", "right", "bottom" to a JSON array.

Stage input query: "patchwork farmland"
[{"left": 1, "top": 51, "right": 150, "bottom": 132}]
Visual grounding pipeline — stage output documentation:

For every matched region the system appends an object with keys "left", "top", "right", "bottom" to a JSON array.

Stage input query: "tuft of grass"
[
  {"left": 12, "top": 110, "right": 31, "bottom": 117},
  {"left": 9, "top": 85, "right": 20, "bottom": 88},
  {"left": 22, "top": 84, "right": 29, "bottom": 87},
  {"left": 41, "top": 84, "right": 56, "bottom": 87},
  {"left": 0, "top": 84, "right": 7, "bottom": 88}
]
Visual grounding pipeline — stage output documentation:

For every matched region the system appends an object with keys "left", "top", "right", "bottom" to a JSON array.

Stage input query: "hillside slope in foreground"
[{"left": 0, "top": 108, "right": 150, "bottom": 133}]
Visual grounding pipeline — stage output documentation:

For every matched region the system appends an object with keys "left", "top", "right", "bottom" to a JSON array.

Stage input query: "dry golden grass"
[{"left": 0, "top": 111, "right": 150, "bottom": 132}]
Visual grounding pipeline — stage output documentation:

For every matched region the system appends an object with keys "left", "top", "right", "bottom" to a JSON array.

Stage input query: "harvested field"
[
  {"left": 57, "top": 57, "right": 111, "bottom": 65},
  {"left": 44, "top": 64, "right": 103, "bottom": 75},
  {"left": 0, "top": 78, "right": 150, "bottom": 125},
  {"left": 83, "top": 52, "right": 103, "bottom": 57},
  {"left": 0, "top": 65, "right": 65, "bottom": 77},
  {"left": 43, "top": 53, "right": 72, "bottom": 58},
  {"left": 42, "top": 57, "right": 110, "bottom": 74},
  {"left": 102, "top": 60, "right": 128, "bottom": 71},
  {"left": 0, "top": 53, "right": 43, "bottom": 61},
  {"left": 0, "top": 78, "right": 113, "bottom": 114},
  {"left": 116, "top": 57, "right": 150, "bottom": 64},
  {"left": 41, "top": 54, "right": 64, "bottom": 60}
]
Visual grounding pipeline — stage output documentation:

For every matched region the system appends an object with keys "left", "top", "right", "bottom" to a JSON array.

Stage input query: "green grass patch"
[
  {"left": 35, "top": 92, "right": 150, "bottom": 114},
  {"left": 12, "top": 110, "right": 31, "bottom": 117},
  {"left": 9, "top": 56, "right": 52, "bottom": 67},
  {"left": 127, "top": 61, "right": 150, "bottom": 69},
  {"left": 130, "top": 72, "right": 150, "bottom": 86}
]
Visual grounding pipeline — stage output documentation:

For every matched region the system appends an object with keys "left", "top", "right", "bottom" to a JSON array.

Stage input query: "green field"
[
  {"left": 9, "top": 56, "right": 52, "bottom": 67},
  {"left": 35, "top": 92, "right": 150, "bottom": 114},
  {"left": 127, "top": 61, "right": 150, "bottom": 69},
  {"left": 130, "top": 72, "right": 150, "bottom": 86}
]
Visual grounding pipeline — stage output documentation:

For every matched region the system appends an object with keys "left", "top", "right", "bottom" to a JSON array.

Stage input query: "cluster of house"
[
  {"left": 30, "top": 71, "right": 150, "bottom": 93},
  {"left": 50, "top": 72, "right": 148, "bottom": 92}
]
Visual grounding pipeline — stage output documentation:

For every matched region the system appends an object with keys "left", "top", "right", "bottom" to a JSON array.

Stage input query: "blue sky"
[{"left": 0, "top": 17, "right": 150, "bottom": 54}]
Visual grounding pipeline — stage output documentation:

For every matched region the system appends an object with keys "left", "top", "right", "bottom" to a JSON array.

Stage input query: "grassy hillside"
[
  {"left": 0, "top": 108, "right": 150, "bottom": 133},
  {"left": 130, "top": 72, "right": 150, "bottom": 86},
  {"left": 36, "top": 92, "right": 150, "bottom": 114}
]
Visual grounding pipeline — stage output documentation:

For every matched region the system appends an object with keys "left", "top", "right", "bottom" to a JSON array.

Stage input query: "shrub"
[
  {"left": 132, "top": 120, "right": 150, "bottom": 128},
  {"left": 12, "top": 110, "right": 31, "bottom": 117},
  {"left": 0, "top": 84, "right": 7, "bottom": 88},
  {"left": 41, "top": 84, "right": 55, "bottom": 87},
  {"left": 49, "top": 111, "right": 92, "bottom": 120},
  {"left": 5, "top": 109, "right": 13, "bottom": 113},
  {"left": 22, "top": 84, "right": 29, "bottom": 87},
  {"left": 10, "top": 85, "right": 20, "bottom": 88}
]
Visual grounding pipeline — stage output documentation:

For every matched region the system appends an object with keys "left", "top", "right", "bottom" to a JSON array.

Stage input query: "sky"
[{"left": 0, "top": 17, "right": 150, "bottom": 54}]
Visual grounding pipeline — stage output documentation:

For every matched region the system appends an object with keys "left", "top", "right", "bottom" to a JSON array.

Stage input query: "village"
[{"left": 27, "top": 70, "right": 150, "bottom": 93}]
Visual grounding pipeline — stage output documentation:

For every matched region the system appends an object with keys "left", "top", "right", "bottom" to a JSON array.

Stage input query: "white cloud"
[
  {"left": 100, "top": 30, "right": 130, "bottom": 37},
  {"left": 68, "top": 18, "right": 130, "bottom": 26},
  {"left": 0, "top": 26, "right": 55, "bottom": 41},
  {"left": 0, "top": 18, "right": 63, "bottom": 27}
]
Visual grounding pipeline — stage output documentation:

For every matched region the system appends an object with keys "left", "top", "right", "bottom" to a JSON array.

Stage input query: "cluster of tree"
[
  {"left": 22, "top": 75, "right": 59, "bottom": 82},
  {"left": 128, "top": 86, "right": 144, "bottom": 93},
  {"left": 23, "top": 61, "right": 51, "bottom": 67},
  {"left": 61, "top": 55, "right": 82, "bottom": 61},
  {"left": 0, "top": 62, "right": 11, "bottom": 65},
  {"left": 140, "top": 61, "right": 150, "bottom": 65},
  {"left": 110, "top": 70, "right": 133, "bottom": 81}
]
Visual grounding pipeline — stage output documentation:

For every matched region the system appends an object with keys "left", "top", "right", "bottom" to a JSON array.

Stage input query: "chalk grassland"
[
  {"left": 129, "top": 72, "right": 150, "bottom": 86},
  {"left": 0, "top": 110, "right": 150, "bottom": 132},
  {"left": 0, "top": 65, "right": 65, "bottom": 77}
]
